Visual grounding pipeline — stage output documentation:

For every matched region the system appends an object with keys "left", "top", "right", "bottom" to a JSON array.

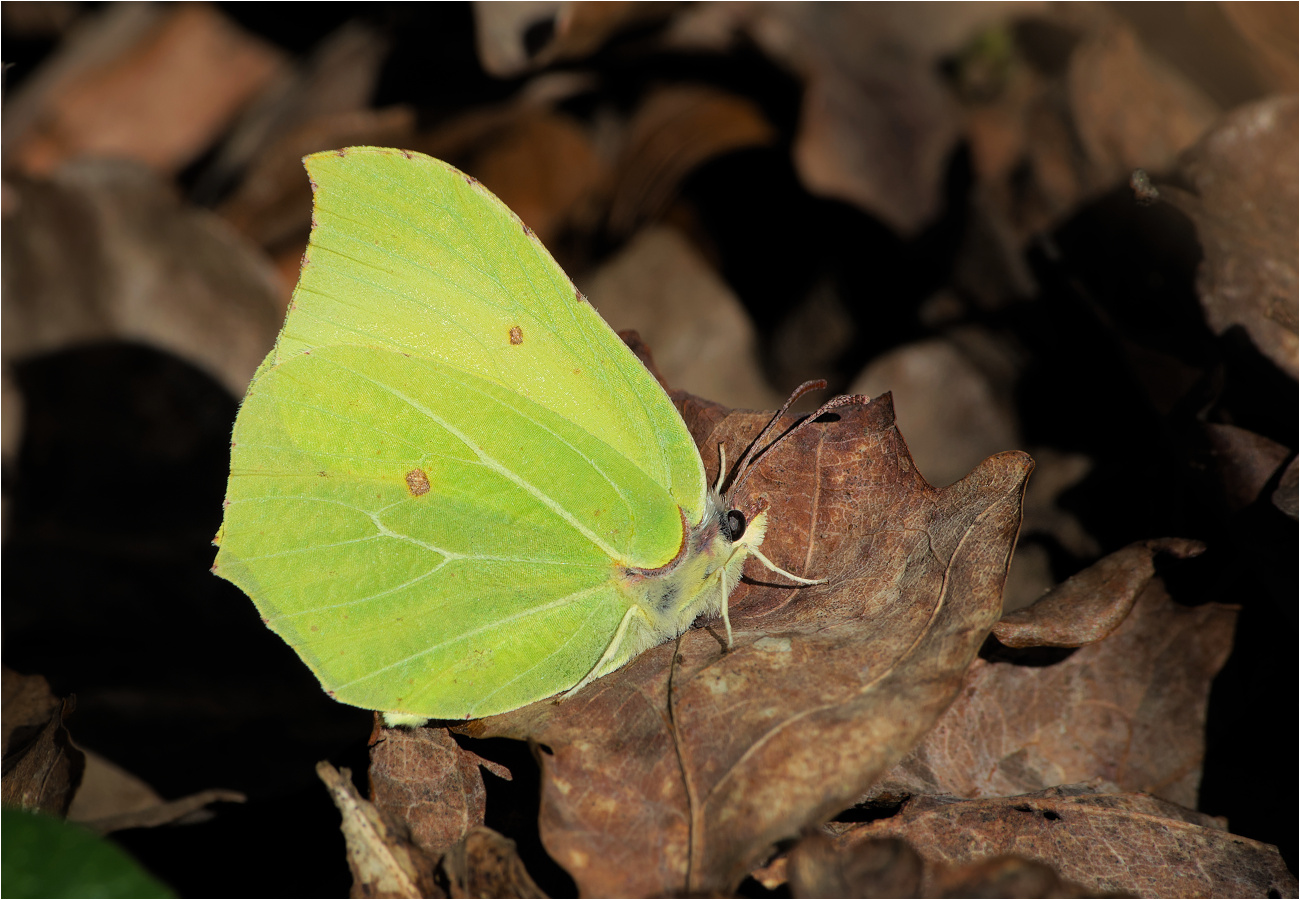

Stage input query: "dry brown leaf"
[
  {"left": 199, "top": 21, "right": 393, "bottom": 207},
  {"left": 968, "top": 10, "right": 1220, "bottom": 243},
  {"left": 1273, "top": 457, "right": 1299, "bottom": 519},
  {"left": 763, "top": 833, "right": 1100, "bottom": 898},
  {"left": 1218, "top": 2, "right": 1299, "bottom": 95},
  {"left": 1068, "top": 22, "right": 1218, "bottom": 185},
  {"left": 444, "top": 390, "right": 1032, "bottom": 896},
  {"left": 1163, "top": 96, "right": 1299, "bottom": 379},
  {"left": 1111, "top": 3, "right": 1292, "bottom": 110},
  {"left": 472, "top": 1, "right": 677, "bottom": 78},
  {"left": 582, "top": 227, "right": 782, "bottom": 411},
  {"left": 1, "top": 669, "right": 243, "bottom": 831},
  {"left": 369, "top": 723, "right": 506, "bottom": 861},
  {"left": 0, "top": 691, "right": 84, "bottom": 817},
  {"left": 1, "top": 668, "right": 61, "bottom": 753},
  {"left": 2, "top": 160, "right": 284, "bottom": 400},
  {"left": 439, "top": 827, "right": 547, "bottom": 899},
  {"left": 2, "top": 3, "right": 286, "bottom": 176},
  {"left": 993, "top": 537, "right": 1204, "bottom": 648},
  {"left": 848, "top": 335, "right": 1020, "bottom": 489},
  {"left": 74, "top": 786, "right": 246, "bottom": 835},
  {"left": 1202, "top": 422, "right": 1293, "bottom": 511},
  {"left": 318, "top": 760, "right": 438, "bottom": 900},
  {"left": 867, "top": 575, "right": 1235, "bottom": 811},
  {"left": 608, "top": 85, "right": 775, "bottom": 237},
  {"left": 742, "top": 3, "right": 1034, "bottom": 234},
  {"left": 65, "top": 747, "right": 167, "bottom": 826},
  {"left": 472, "top": 2, "right": 564, "bottom": 77},
  {"left": 927, "top": 854, "right": 1097, "bottom": 899},
  {"left": 846, "top": 330, "right": 1098, "bottom": 614},
  {"left": 0, "top": 2, "right": 80, "bottom": 38},
  {"left": 842, "top": 784, "right": 1296, "bottom": 898},
  {"left": 787, "top": 833, "right": 923, "bottom": 899},
  {"left": 1004, "top": 448, "right": 1100, "bottom": 614}
]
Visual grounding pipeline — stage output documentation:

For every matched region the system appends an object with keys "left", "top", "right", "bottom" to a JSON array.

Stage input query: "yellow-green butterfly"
[{"left": 213, "top": 147, "right": 824, "bottom": 724}]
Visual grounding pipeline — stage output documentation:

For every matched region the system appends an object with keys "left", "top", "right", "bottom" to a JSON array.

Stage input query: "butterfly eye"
[{"left": 724, "top": 510, "right": 746, "bottom": 541}]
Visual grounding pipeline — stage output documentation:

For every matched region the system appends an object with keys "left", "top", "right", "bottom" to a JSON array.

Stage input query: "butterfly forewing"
[{"left": 278, "top": 148, "right": 706, "bottom": 524}]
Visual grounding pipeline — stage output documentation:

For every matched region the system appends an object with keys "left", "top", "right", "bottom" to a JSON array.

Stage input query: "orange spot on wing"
[
  {"left": 509, "top": 325, "right": 524, "bottom": 345},
  {"left": 405, "top": 468, "right": 431, "bottom": 496}
]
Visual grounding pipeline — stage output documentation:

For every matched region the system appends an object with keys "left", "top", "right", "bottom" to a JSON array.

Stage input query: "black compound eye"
[{"left": 724, "top": 510, "right": 746, "bottom": 541}]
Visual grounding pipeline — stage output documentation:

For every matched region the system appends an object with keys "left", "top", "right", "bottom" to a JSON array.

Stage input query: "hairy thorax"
[{"left": 611, "top": 492, "right": 770, "bottom": 670}]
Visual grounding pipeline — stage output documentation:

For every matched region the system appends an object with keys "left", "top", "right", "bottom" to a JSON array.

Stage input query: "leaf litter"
[{"left": 2, "top": 2, "right": 1295, "bottom": 896}]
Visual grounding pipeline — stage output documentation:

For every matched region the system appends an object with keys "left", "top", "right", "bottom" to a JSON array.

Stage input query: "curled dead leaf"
[
  {"left": 0, "top": 674, "right": 83, "bottom": 817},
  {"left": 198, "top": 21, "right": 394, "bottom": 209},
  {"left": 317, "top": 760, "right": 438, "bottom": 900},
  {"left": 787, "top": 833, "right": 923, "bottom": 899},
  {"left": 867, "top": 577, "right": 1236, "bottom": 809},
  {"left": 67, "top": 747, "right": 244, "bottom": 833},
  {"left": 73, "top": 785, "right": 246, "bottom": 835},
  {"left": 472, "top": 2, "right": 676, "bottom": 78},
  {"left": 1202, "top": 423, "right": 1293, "bottom": 512},
  {"left": 742, "top": 3, "right": 981, "bottom": 234},
  {"left": 1, "top": 667, "right": 61, "bottom": 751},
  {"left": 1273, "top": 458, "right": 1299, "bottom": 519},
  {"left": 369, "top": 722, "right": 501, "bottom": 861},
  {"left": 992, "top": 537, "right": 1204, "bottom": 648},
  {"left": 1163, "top": 95, "right": 1299, "bottom": 379},
  {"left": 1068, "top": 21, "right": 1218, "bottom": 185},
  {"left": 842, "top": 784, "right": 1296, "bottom": 898},
  {"left": 439, "top": 827, "right": 547, "bottom": 900},
  {"left": 608, "top": 85, "right": 775, "bottom": 237}
]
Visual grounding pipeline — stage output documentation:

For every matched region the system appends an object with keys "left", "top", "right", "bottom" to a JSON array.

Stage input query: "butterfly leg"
[
  {"left": 717, "top": 565, "right": 734, "bottom": 648},
  {"left": 559, "top": 604, "right": 643, "bottom": 700}
]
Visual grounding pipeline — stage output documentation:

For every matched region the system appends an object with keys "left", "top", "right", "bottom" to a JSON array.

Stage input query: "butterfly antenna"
[
  {"left": 726, "top": 383, "right": 865, "bottom": 500},
  {"left": 714, "top": 445, "right": 728, "bottom": 495},
  {"left": 723, "top": 380, "right": 824, "bottom": 492}
]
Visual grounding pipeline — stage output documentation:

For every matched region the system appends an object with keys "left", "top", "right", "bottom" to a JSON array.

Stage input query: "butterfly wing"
[
  {"left": 281, "top": 147, "right": 705, "bottom": 522},
  {"left": 214, "top": 149, "right": 706, "bottom": 718}
]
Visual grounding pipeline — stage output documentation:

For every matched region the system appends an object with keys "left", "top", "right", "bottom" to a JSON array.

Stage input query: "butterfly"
[{"left": 213, "top": 147, "right": 831, "bottom": 724}]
